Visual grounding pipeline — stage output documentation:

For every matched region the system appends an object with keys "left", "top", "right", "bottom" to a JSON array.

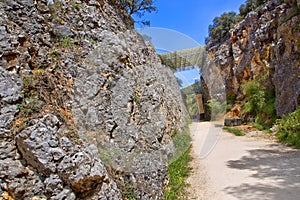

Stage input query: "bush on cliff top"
[
  {"left": 117, "top": 0, "right": 157, "bottom": 26},
  {"left": 205, "top": 0, "right": 271, "bottom": 46}
]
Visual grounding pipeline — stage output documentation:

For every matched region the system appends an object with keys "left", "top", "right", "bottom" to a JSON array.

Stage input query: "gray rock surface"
[
  {"left": 72, "top": 29, "right": 187, "bottom": 199},
  {"left": 0, "top": 0, "right": 187, "bottom": 199}
]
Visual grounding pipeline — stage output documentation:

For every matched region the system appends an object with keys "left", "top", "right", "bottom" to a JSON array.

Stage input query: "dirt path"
[{"left": 186, "top": 122, "right": 300, "bottom": 200}]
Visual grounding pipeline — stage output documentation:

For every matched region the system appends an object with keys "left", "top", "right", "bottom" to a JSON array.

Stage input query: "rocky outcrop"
[
  {"left": 207, "top": 0, "right": 300, "bottom": 117},
  {"left": 15, "top": 114, "right": 121, "bottom": 199},
  {"left": 0, "top": 0, "right": 187, "bottom": 199}
]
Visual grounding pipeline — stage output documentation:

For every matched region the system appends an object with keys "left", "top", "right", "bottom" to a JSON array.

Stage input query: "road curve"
[{"left": 186, "top": 122, "right": 300, "bottom": 200}]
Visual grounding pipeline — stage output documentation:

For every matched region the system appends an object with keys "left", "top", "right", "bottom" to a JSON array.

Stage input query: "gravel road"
[{"left": 186, "top": 122, "right": 300, "bottom": 200}]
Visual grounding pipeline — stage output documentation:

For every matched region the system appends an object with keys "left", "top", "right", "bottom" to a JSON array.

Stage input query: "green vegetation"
[
  {"left": 61, "top": 37, "right": 73, "bottom": 48},
  {"left": 171, "top": 128, "right": 191, "bottom": 161},
  {"left": 280, "top": 2, "right": 300, "bottom": 24},
  {"left": 205, "top": 12, "right": 238, "bottom": 45},
  {"left": 165, "top": 147, "right": 191, "bottom": 200},
  {"left": 223, "top": 127, "right": 245, "bottom": 136},
  {"left": 206, "top": 0, "right": 299, "bottom": 45},
  {"left": 158, "top": 54, "right": 176, "bottom": 69},
  {"left": 19, "top": 73, "right": 45, "bottom": 118},
  {"left": 252, "top": 122, "right": 264, "bottom": 131},
  {"left": 105, "top": 164, "right": 137, "bottom": 200},
  {"left": 239, "top": 0, "right": 270, "bottom": 18},
  {"left": 17, "top": 95, "right": 44, "bottom": 117},
  {"left": 227, "top": 94, "right": 237, "bottom": 105},
  {"left": 54, "top": 16, "right": 65, "bottom": 25},
  {"left": 241, "top": 76, "right": 277, "bottom": 129},
  {"left": 117, "top": 0, "right": 156, "bottom": 16},
  {"left": 49, "top": 49, "right": 59, "bottom": 56},
  {"left": 132, "top": 92, "right": 141, "bottom": 103},
  {"left": 123, "top": 183, "right": 136, "bottom": 200},
  {"left": 207, "top": 99, "right": 226, "bottom": 120},
  {"left": 276, "top": 107, "right": 300, "bottom": 148},
  {"left": 206, "top": 0, "right": 271, "bottom": 45},
  {"left": 242, "top": 79, "right": 266, "bottom": 116},
  {"left": 185, "top": 93, "right": 199, "bottom": 118},
  {"left": 117, "top": 0, "right": 157, "bottom": 26},
  {"left": 165, "top": 127, "right": 191, "bottom": 199},
  {"left": 13, "top": 72, "right": 46, "bottom": 133},
  {"left": 70, "top": 1, "right": 81, "bottom": 10}
]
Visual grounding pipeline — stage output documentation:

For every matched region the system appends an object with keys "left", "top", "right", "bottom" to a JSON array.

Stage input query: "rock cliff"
[
  {"left": 0, "top": 0, "right": 187, "bottom": 199},
  {"left": 207, "top": 0, "right": 300, "bottom": 117}
]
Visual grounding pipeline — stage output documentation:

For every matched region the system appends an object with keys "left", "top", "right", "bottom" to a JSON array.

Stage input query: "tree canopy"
[
  {"left": 239, "top": 0, "right": 270, "bottom": 17},
  {"left": 205, "top": 0, "right": 271, "bottom": 46},
  {"left": 117, "top": 0, "right": 156, "bottom": 25},
  {"left": 205, "top": 12, "right": 237, "bottom": 45},
  {"left": 118, "top": 0, "right": 156, "bottom": 16}
]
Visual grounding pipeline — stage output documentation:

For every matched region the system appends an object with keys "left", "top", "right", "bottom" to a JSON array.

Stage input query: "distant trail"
[{"left": 186, "top": 122, "right": 300, "bottom": 200}]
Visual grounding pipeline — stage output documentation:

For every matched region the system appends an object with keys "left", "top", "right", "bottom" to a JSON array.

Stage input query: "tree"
[
  {"left": 206, "top": 12, "right": 237, "bottom": 45},
  {"left": 239, "top": 0, "right": 270, "bottom": 17},
  {"left": 205, "top": 0, "right": 271, "bottom": 46},
  {"left": 118, "top": 0, "right": 157, "bottom": 25}
]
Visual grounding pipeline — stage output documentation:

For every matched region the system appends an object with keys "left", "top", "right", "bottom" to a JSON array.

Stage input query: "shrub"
[
  {"left": 276, "top": 107, "right": 300, "bottom": 148},
  {"left": 206, "top": 12, "right": 237, "bottom": 45},
  {"left": 207, "top": 99, "right": 226, "bottom": 120},
  {"left": 227, "top": 94, "right": 237, "bottom": 105},
  {"left": 241, "top": 77, "right": 277, "bottom": 129},
  {"left": 239, "top": 0, "right": 270, "bottom": 18},
  {"left": 242, "top": 79, "right": 265, "bottom": 115},
  {"left": 206, "top": 0, "right": 271, "bottom": 46}
]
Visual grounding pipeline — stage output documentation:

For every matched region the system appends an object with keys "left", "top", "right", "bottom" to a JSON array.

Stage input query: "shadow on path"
[{"left": 225, "top": 144, "right": 300, "bottom": 200}]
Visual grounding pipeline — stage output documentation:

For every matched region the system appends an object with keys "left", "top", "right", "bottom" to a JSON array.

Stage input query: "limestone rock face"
[
  {"left": 0, "top": 0, "right": 187, "bottom": 199},
  {"left": 207, "top": 0, "right": 300, "bottom": 117}
]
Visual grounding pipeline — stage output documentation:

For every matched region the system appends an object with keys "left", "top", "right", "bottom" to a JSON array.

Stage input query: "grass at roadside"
[
  {"left": 165, "top": 127, "right": 192, "bottom": 200},
  {"left": 223, "top": 126, "right": 245, "bottom": 136},
  {"left": 165, "top": 146, "right": 191, "bottom": 200}
]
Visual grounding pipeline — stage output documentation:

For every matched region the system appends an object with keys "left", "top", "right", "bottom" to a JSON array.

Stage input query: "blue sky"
[
  {"left": 134, "top": 0, "right": 246, "bottom": 88},
  {"left": 135, "top": 0, "right": 246, "bottom": 45}
]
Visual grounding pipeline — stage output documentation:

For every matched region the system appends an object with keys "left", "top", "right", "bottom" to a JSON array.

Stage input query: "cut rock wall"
[
  {"left": 207, "top": 0, "right": 300, "bottom": 117},
  {"left": 0, "top": 0, "right": 187, "bottom": 199}
]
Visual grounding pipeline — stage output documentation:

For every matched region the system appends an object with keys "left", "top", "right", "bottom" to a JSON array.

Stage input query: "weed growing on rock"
[
  {"left": 70, "top": 2, "right": 81, "bottom": 10},
  {"left": 123, "top": 183, "right": 136, "bottom": 200},
  {"left": 49, "top": 49, "right": 59, "bottom": 56},
  {"left": 61, "top": 37, "right": 72, "bottom": 48},
  {"left": 13, "top": 69, "right": 77, "bottom": 142}
]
